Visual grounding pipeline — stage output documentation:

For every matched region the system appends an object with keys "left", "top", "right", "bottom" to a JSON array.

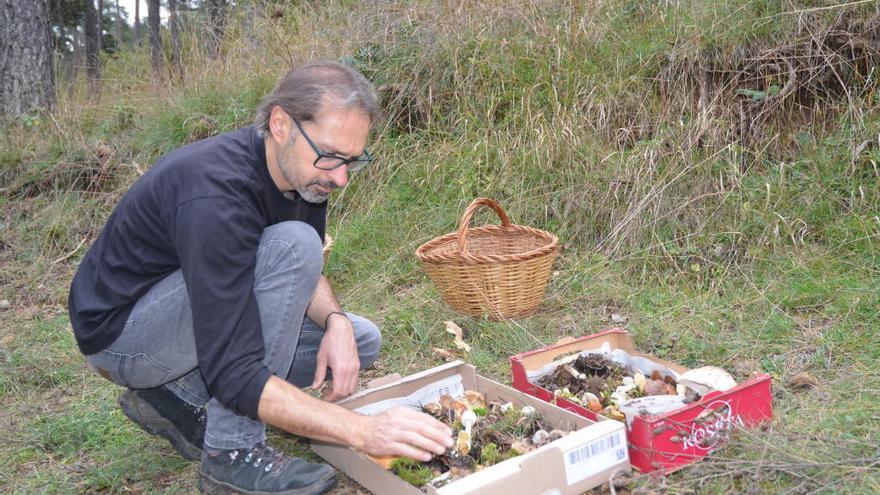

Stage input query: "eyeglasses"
[{"left": 293, "top": 119, "right": 374, "bottom": 173}]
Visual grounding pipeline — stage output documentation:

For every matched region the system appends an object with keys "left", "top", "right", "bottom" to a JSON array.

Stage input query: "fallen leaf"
[
  {"left": 788, "top": 372, "right": 818, "bottom": 390},
  {"left": 445, "top": 321, "right": 471, "bottom": 353},
  {"left": 610, "top": 313, "right": 628, "bottom": 324},
  {"left": 432, "top": 347, "right": 458, "bottom": 361}
]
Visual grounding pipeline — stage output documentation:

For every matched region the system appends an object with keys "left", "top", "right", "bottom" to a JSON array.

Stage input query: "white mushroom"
[
  {"left": 633, "top": 370, "right": 647, "bottom": 392},
  {"left": 678, "top": 366, "right": 737, "bottom": 401},
  {"left": 460, "top": 409, "right": 477, "bottom": 434},
  {"left": 531, "top": 429, "right": 550, "bottom": 446}
]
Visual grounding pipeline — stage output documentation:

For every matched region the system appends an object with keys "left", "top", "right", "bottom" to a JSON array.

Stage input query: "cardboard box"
[
  {"left": 510, "top": 328, "right": 773, "bottom": 474},
  {"left": 311, "top": 361, "right": 630, "bottom": 495}
]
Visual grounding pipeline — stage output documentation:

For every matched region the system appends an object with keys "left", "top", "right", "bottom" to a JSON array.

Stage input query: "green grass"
[{"left": 2, "top": 0, "right": 879, "bottom": 493}]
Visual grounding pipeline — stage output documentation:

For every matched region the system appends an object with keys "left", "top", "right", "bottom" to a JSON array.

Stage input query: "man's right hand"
[{"left": 356, "top": 406, "right": 454, "bottom": 462}]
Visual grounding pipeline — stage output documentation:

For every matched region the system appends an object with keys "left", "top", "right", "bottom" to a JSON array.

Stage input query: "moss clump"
[
  {"left": 479, "top": 442, "right": 501, "bottom": 465},
  {"left": 390, "top": 457, "right": 434, "bottom": 487}
]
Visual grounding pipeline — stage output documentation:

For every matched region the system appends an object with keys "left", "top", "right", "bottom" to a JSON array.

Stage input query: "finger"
[
  {"left": 388, "top": 442, "right": 433, "bottom": 462},
  {"left": 395, "top": 429, "right": 450, "bottom": 456},
  {"left": 330, "top": 374, "right": 348, "bottom": 401},
  {"left": 344, "top": 365, "right": 359, "bottom": 396},
  {"left": 312, "top": 353, "right": 328, "bottom": 389},
  {"left": 410, "top": 418, "right": 454, "bottom": 448},
  {"left": 340, "top": 369, "right": 357, "bottom": 398},
  {"left": 399, "top": 409, "right": 454, "bottom": 437}
]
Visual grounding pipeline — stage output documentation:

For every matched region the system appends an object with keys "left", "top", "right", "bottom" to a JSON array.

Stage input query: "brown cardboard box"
[{"left": 311, "top": 361, "right": 630, "bottom": 495}]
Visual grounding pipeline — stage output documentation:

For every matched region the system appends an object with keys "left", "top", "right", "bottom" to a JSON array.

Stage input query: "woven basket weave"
[
  {"left": 416, "top": 198, "right": 558, "bottom": 319},
  {"left": 322, "top": 234, "right": 333, "bottom": 265}
]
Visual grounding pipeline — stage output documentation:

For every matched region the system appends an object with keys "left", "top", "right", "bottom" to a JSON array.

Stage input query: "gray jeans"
[{"left": 86, "top": 221, "right": 381, "bottom": 451}]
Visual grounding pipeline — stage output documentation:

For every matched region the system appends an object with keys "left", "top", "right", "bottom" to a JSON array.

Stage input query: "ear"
[{"left": 268, "top": 106, "right": 292, "bottom": 145}]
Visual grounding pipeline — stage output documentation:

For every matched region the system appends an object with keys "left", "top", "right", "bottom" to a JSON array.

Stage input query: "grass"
[{"left": 2, "top": 0, "right": 879, "bottom": 493}]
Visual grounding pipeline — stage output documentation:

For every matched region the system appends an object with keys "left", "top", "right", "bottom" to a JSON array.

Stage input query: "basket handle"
[{"left": 456, "top": 198, "right": 511, "bottom": 252}]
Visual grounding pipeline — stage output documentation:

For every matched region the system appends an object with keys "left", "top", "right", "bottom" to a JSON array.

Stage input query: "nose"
[{"left": 329, "top": 165, "right": 349, "bottom": 189}]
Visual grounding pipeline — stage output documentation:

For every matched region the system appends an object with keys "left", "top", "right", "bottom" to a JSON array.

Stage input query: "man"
[{"left": 68, "top": 60, "right": 453, "bottom": 495}]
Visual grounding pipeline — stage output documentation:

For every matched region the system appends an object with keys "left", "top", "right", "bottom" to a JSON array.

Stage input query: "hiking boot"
[
  {"left": 118, "top": 386, "right": 206, "bottom": 460},
  {"left": 199, "top": 443, "right": 337, "bottom": 495}
]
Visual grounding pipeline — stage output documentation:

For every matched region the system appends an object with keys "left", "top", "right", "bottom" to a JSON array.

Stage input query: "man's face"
[{"left": 273, "top": 106, "right": 371, "bottom": 203}]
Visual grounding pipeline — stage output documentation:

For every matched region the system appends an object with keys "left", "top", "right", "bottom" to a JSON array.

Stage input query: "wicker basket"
[
  {"left": 322, "top": 233, "right": 333, "bottom": 265},
  {"left": 415, "top": 198, "right": 559, "bottom": 319}
]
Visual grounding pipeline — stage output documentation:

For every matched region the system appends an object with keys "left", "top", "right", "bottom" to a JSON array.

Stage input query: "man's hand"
[
  {"left": 312, "top": 313, "right": 360, "bottom": 401},
  {"left": 356, "top": 406, "right": 453, "bottom": 461}
]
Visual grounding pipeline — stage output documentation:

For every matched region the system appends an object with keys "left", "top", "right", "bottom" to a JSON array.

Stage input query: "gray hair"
[{"left": 254, "top": 59, "right": 379, "bottom": 137}]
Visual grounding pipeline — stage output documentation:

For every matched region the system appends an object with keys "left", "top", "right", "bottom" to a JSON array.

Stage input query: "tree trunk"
[
  {"left": 206, "top": 0, "right": 225, "bottom": 55},
  {"left": 0, "top": 0, "right": 56, "bottom": 118},
  {"left": 134, "top": 0, "right": 140, "bottom": 46},
  {"left": 114, "top": 0, "right": 122, "bottom": 47},
  {"left": 96, "top": 0, "right": 103, "bottom": 53},
  {"left": 169, "top": 0, "right": 183, "bottom": 82},
  {"left": 147, "top": 0, "right": 162, "bottom": 76},
  {"left": 84, "top": 0, "right": 100, "bottom": 84}
]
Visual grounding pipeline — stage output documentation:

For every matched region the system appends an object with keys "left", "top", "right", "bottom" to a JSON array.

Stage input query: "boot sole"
[
  {"left": 198, "top": 469, "right": 337, "bottom": 495},
  {"left": 118, "top": 390, "right": 203, "bottom": 461}
]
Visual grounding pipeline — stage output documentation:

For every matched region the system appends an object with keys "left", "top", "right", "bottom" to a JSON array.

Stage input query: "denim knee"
[
  {"left": 353, "top": 317, "right": 382, "bottom": 369},
  {"left": 256, "top": 221, "right": 324, "bottom": 283}
]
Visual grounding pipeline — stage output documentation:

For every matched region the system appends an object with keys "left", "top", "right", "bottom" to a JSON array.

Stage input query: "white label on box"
[
  {"left": 562, "top": 429, "right": 628, "bottom": 485},
  {"left": 353, "top": 375, "right": 465, "bottom": 416}
]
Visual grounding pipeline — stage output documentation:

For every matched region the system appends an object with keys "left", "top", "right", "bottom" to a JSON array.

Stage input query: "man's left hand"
[{"left": 312, "top": 314, "right": 360, "bottom": 402}]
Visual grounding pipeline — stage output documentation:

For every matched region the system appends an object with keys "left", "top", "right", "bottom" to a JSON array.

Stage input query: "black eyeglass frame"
[{"left": 293, "top": 119, "right": 374, "bottom": 173}]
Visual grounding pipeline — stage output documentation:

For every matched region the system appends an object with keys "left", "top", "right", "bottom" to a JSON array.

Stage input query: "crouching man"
[{"left": 68, "top": 60, "right": 452, "bottom": 495}]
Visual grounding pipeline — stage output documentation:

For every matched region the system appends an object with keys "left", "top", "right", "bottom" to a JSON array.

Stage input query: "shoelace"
[
  {"left": 191, "top": 405, "right": 207, "bottom": 424},
  {"left": 230, "top": 443, "right": 291, "bottom": 473}
]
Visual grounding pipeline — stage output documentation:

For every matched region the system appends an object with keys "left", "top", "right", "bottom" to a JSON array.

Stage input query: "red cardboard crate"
[{"left": 510, "top": 328, "right": 773, "bottom": 473}]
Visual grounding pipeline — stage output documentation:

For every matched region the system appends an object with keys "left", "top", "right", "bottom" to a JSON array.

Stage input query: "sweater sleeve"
[{"left": 169, "top": 197, "right": 271, "bottom": 419}]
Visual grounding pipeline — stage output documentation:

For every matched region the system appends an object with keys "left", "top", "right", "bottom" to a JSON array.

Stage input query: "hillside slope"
[{"left": 1, "top": 1, "right": 878, "bottom": 493}]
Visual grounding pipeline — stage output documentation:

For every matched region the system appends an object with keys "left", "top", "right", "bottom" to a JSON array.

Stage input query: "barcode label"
[
  {"left": 566, "top": 431, "right": 620, "bottom": 465},
  {"left": 563, "top": 430, "right": 628, "bottom": 485}
]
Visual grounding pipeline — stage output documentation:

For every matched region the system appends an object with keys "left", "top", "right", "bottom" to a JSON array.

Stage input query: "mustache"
[{"left": 308, "top": 179, "right": 338, "bottom": 191}]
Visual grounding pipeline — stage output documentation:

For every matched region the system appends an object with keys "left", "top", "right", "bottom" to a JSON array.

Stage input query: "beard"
[
  {"left": 278, "top": 138, "right": 337, "bottom": 204},
  {"left": 296, "top": 181, "right": 335, "bottom": 203}
]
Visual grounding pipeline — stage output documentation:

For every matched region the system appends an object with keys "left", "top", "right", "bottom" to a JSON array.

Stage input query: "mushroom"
[
  {"left": 582, "top": 392, "right": 603, "bottom": 412},
  {"left": 422, "top": 402, "right": 443, "bottom": 416},
  {"left": 429, "top": 472, "right": 452, "bottom": 488},
  {"left": 461, "top": 410, "right": 477, "bottom": 434},
  {"left": 602, "top": 405, "right": 625, "bottom": 421},
  {"left": 562, "top": 364, "right": 585, "bottom": 380},
  {"left": 547, "top": 429, "right": 567, "bottom": 442},
  {"left": 451, "top": 399, "right": 470, "bottom": 419},
  {"left": 633, "top": 370, "right": 647, "bottom": 392},
  {"left": 520, "top": 405, "right": 536, "bottom": 417},
  {"left": 463, "top": 390, "right": 487, "bottom": 409},
  {"left": 677, "top": 366, "right": 737, "bottom": 402},
  {"left": 644, "top": 379, "right": 668, "bottom": 396},
  {"left": 531, "top": 429, "right": 550, "bottom": 446},
  {"left": 456, "top": 430, "right": 472, "bottom": 456}
]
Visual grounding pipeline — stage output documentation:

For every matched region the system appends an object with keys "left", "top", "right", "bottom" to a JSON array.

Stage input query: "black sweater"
[{"left": 69, "top": 126, "right": 326, "bottom": 419}]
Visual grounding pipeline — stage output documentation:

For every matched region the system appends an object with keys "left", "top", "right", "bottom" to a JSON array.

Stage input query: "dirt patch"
[{"left": 655, "top": 10, "right": 880, "bottom": 157}]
